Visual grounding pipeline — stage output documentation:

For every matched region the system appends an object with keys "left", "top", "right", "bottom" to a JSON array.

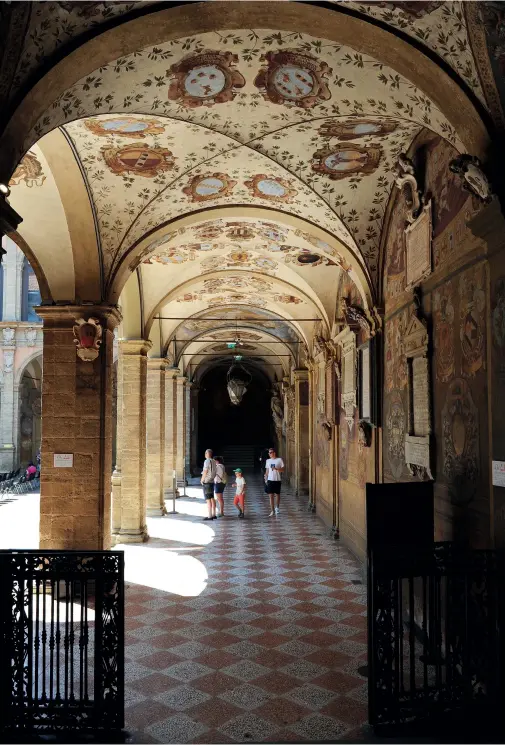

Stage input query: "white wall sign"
[
  {"left": 492, "top": 460, "right": 505, "bottom": 487},
  {"left": 54, "top": 453, "right": 73, "bottom": 468}
]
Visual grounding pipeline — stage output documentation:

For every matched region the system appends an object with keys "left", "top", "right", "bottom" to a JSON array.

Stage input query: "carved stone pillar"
[
  {"left": 294, "top": 369, "right": 310, "bottom": 496},
  {"left": 0, "top": 329, "right": 16, "bottom": 470},
  {"left": 164, "top": 367, "right": 178, "bottom": 497},
  {"left": 112, "top": 339, "right": 152, "bottom": 545},
  {"left": 190, "top": 383, "right": 199, "bottom": 476},
  {"left": 185, "top": 379, "right": 192, "bottom": 480},
  {"left": 146, "top": 358, "right": 167, "bottom": 517},
  {"left": 176, "top": 374, "right": 187, "bottom": 484},
  {"left": 37, "top": 305, "right": 120, "bottom": 550}
]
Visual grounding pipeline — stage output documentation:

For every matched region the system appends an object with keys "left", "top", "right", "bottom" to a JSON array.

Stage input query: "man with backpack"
[{"left": 201, "top": 448, "right": 217, "bottom": 520}]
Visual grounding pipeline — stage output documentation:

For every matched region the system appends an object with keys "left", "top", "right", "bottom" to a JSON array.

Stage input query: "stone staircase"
[{"left": 220, "top": 445, "right": 256, "bottom": 471}]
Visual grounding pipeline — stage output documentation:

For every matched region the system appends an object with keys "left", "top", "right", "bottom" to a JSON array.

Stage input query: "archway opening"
[{"left": 198, "top": 361, "right": 272, "bottom": 473}]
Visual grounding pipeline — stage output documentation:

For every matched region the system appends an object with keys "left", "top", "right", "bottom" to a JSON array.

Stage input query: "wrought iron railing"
[
  {"left": 0, "top": 550, "right": 124, "bottom": 734},
  {"left": 368, "top": 541, "right": 504, "bottom": 735}
]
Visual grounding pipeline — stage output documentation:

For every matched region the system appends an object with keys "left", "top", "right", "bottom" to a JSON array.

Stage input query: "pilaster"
[
  {"left": 37, "top": 304, "right": 121, "bottom": 550},
  {"left": 146, "top": 358, "right": 167, "bottom": 517},
  {"left": 164, "top": 367, "right": 178, "bottom": 497},
  {"left": 111, "top": 338, "right": 152, "bottom": 545},
  {"left": 294, "top": 368, "right": 310, "bottom": 497},
  {"left": 176, "top": 374, "right": 187, "bottom": 484},
  {"left": 185, "top": 379, "right": 192, "bottom": 480},
  {"left": 0, "top": 330, "right": 16, "bottom": 471}
]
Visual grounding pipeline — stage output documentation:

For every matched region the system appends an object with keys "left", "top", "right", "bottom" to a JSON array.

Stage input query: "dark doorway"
[{"left": 198, "top": 363, "right": 272, "bottom": 472}]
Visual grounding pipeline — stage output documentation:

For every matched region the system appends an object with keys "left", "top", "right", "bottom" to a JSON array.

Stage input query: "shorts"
[
  {"left": 203, "top": 483, "right": 214, "bottom": 499},
  {"left": 266, "top": 480, "right": 281, "bottom": 495},
  {"left": 214, "top": 483, "right": 225, "bottom": 494}
]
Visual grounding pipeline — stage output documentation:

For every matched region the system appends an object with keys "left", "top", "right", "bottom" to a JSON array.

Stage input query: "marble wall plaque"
[{"left": 406, "top": 201, "right": 432, "bottom": 288}]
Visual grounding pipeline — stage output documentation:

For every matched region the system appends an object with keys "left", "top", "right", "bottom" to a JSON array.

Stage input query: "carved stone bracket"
[
  {"left": 394, "top": 152, "right": 424, "bottom": 223},
  {"left": 449, "top": 154, "right": 493, "bottom": 204},
  {"left": 403, "top": 295, "right": 434, "bottom": 480}
]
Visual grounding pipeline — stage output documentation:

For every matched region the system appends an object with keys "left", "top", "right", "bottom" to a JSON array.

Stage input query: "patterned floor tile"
[{"left": 120, "top": 474, "right": 368, "bottom": 743}]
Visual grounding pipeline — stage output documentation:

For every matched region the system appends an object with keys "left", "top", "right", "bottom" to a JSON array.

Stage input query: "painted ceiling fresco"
[
  {"left": 333, "top": 2, "right": 484, "bottom": 105},
  {"left": 23, "top": 25, "right": 469, "bottom": 291}
]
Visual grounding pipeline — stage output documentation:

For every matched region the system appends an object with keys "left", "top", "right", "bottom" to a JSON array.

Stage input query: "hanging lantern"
[{"left": 227, "top": 362, "right": 252, "bottom": 406}]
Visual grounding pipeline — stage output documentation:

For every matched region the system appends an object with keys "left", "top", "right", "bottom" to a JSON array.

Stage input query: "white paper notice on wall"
[
  {"left": 492, "top": 460, "right": 505, "bottom": 487},
  {"left": 53, "top": 453, "right": 73, "bottom": 468}
]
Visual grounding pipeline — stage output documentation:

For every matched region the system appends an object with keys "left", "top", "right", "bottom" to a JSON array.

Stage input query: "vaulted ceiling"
[{"left": 2, "top": 1, "right": 493, "bottom": 379}]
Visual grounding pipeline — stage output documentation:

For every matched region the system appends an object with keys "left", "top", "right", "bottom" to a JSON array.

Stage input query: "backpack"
[
  {"left": 206, "top": 458, "right": 216, "bottom": 482},
  {"left": 216, "top": 463, "right": 227, "bottom": 484}
]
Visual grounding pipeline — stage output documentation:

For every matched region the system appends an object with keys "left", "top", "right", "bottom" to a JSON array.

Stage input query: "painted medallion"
[
  {"left": 183, "top": 172, "right": 237, "bottom": 202},
  {"left": 312, "top": 143, "right": 382, "bottom": 180},
  {"left": 167, "top": 51, "right": 245, "bottom": 108},
  {"left": 254, "top": 50, "right": 331, "bottom": 109},
  {"left": 9, "top": 152, "right": 46, "bottom": 188},
  {"left": 226, "top": 223, "right": 256, "bottom": 241},
  {"left": 318, "top": 118, "right": 397, "bottom": 140},
  {"left": 84, "top": 117, "right": 165, "bottom": 138},
  {"left": 244, "top": 174, "right": 298, "bottom": 203},
  {"left": 101, "top": 144, "right": 175, "bottom": 177}
]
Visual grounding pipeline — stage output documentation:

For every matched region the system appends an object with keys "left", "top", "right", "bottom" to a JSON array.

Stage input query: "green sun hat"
[{"left": 233, "top": 468, "right": 242, "bottom": 473}]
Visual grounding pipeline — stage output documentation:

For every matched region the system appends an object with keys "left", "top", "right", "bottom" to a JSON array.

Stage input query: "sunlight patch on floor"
[
  {"left": 116, "top": 544, "right": 209, "bottom": 596},
  {"left": 148, "top": 514, "right": 215, "bottom": 545}
]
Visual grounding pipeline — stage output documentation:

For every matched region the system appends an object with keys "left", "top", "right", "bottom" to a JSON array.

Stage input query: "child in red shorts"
[{"left": 232, "top": 468, "right": 246, "bottom": 519}]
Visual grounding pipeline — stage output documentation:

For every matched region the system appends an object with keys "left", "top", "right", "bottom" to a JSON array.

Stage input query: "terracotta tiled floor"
[{"left": 122, "top": 475, "right": 369, "bottom": 743}]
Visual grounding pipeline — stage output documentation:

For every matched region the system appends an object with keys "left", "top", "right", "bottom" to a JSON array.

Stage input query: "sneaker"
[
  {"left": 239, "top": 512, "right": 245, "bottom": 519},
  {"left": 275, "top": 507, "right": 280, "bottom": 516},
  {"left": 268, "top": 510, "right": 275, "bottom": 517},
  {"left": 203, "top": 517, "right": 212, "bottom": 521}
]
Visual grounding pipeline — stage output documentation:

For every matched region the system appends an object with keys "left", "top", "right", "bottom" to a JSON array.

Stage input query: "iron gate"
[
  {"left": 0, "top": 550, "right": 124, "bottom": 734},
  {"left": 368, "top": 542, "right": 505, "bottom": 735}
]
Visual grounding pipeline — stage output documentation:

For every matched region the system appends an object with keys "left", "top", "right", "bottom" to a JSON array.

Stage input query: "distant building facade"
[{"left": 0, "top": 237, "right": 42, "bottom": 472}]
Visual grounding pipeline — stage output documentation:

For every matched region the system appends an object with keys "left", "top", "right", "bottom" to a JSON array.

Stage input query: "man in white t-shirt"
[{"left": 265, "top": 447, "right": 284, "bottom": 517}]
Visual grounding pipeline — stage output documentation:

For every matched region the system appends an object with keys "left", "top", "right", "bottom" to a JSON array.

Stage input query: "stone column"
[
  {"left": 176, "top": 374, "right": 187, "bottom": 484},
  {"left": 164, "top": 367, "right": 178, "bottom": 498},
  {"left": 185, "top": 379, "right": 192, "bottom": 480},
  {"left": 294, "top": 369, "right": 310, "bottom": 496},
  {"left": 37, "top": 305, "right": 120, "bottom": 550},
  {"left": 0, "top": 337, "right": 16, "bottom": 471},
  {"left": 146, "top": 358, "right": 167, "bottom": 517},
  {"left": 307, "top": 361, "right": 315, "bottom": 510},
  {"left": 111, "top": 339, "right": 152, "bottom": 544},
  {"left": 190, "top": 383, "right": 199, "bottom": 476}
]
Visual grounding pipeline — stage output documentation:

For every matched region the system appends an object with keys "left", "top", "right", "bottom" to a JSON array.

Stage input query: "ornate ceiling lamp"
[{"left": 227, "top": 362, "right": 252, "bottom": 406}]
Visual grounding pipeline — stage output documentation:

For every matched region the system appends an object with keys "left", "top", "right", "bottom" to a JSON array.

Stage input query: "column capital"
[
  {"left": 177, "top": 374, "right": 188, "bottom": 386},
  {"left": 147, "top": 356, "right": 169, "bottom": 371},
  {"left": 35, "top": 304, "right": 122, "bottom": 331},
  {"left": 165, "top": 366, "right": 180, "bottom": 379},
  {"left": 293, "top": 368, "right": 309, "bottom": 381},
  {"left": 119, "top": 338, "right": 152, "bottom": 356}
]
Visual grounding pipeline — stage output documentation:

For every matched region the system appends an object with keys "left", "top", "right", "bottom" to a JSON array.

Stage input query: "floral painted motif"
[
  {"left": 459, "top": 264, "right": 486, "bottom": 378},
  {"left": 183, "top": 172, "right": 237, "bottom": 202},
  {"left": 84, "top": 117, "right": 165, "bottom": 138},
  {"left": 244, "top": 174, "right": 298, "bottom": 202},
  {"left": 433, "top": 283, "right": 455, "bottom": 383},
  {"left": 312, "top": 143, "right": 382, "bottom": 180},
  {"left": 101, "top": 143, "right": 176, "bottom": 177},
  {"left": 9, "top": 152, "right": 46, "bottom": 188},
  {"left": 167, "top": 51, "right": 246, "bottom": 108},
  {"left": 254, "top": 50, "right": 332, "bottom": 109}
]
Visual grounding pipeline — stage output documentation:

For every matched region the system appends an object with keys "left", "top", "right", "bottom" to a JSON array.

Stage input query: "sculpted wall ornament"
[
  {"left": 3, "top": 350, "right": 14, "bottom": 374},
  {"left": 101, "top": 143, "right": 176, "bottom": 178},
  {"left": 73, "top": 318, "right": 103, "bottom": 362},
  {"left": 167, "top": 51, "right": 246, "bottom": 108},
  {"left": 340, "top": 328, "right": 357, "bottom": 430},
  {"left": 2, "top": 327, "right": 15, "bottom": 345},
  {"left": 254, "top": 50, "right": 332, "bottom": 109},
  {"left": 311, "top": 143, "right": 382, "bottom": 181},
  {"left": 340, "top": 298, "right": 373, "bottom": 336},
  {"left": 24, "top": 328, "right": 37, "bottom": 347},
  {"left": 403, "top": 291, "right": 434, "bottom": 480},
  {"left": 394, "top": 153, "right": 423, "bottom": 224},
  {"left": 449, "top": 155, "right": 493, "bottom": 204},
  {"left": 358, "top": 419, "right": 372, "bottom": 449}
]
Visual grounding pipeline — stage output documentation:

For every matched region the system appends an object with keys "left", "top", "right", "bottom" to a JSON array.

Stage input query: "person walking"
[
  {"left": 232, "top": 468, "right": 246, "bottom": 519},
  {"left": 201, "top": 448, "right": 217, "bottom": 521},
  {"left": 214, "top": 456, "right": 227, "bottom": 517},
  {"left": 265, "top": 447, "right": 284, "bottom": 517}
]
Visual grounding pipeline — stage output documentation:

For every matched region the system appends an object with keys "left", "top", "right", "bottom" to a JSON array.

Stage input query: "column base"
[
  {"left": 147, "top": 504, "right": 168, "bottom": 517},
  {"left": 111, "top": 528, "right": 149, "bottom": 545}
]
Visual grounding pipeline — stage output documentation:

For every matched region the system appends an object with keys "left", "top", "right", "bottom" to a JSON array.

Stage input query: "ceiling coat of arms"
[
  {"left": 101, "top": 143, "right": 176, "bottom": 177},
  {"left": 318, "top": 118, "right": 398, "bottom": 140},
  {"left": 9, "top": 151, "right": 46, "bottom": 188},
  {"left": 254, "top": 50, "right": 332, "bottom": 109},
  {"left": 84, "top": 117, "right": 165, "bottom": 139},
  {"left": 244, "top": 174, "right": 298, "bottom": 202},
  {"left": 183, "top": 172, "right": 237, "bottom": 202},
  {"left": 311, "top": 143, "right": 382, "bottom": 180},
  {"left": 167, "top": 51, "right": 246, "bottom": 108}
]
